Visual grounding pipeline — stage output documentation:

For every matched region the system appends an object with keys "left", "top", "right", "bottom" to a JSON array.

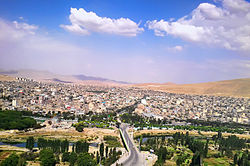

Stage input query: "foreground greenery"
[
  {"left": 0, "top": 136, "right": 123, "bottom": 166},
  {"left": 137, "top": 131, "right": 249, "bottom": 166}
]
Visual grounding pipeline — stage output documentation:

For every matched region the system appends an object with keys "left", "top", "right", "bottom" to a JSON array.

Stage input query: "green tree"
[
  {"left": 100, "top": 143, "right": 104, "bottom": 160},
  {"left": 62, "top": 152, "right": 70, "bottom": 162},
  {"left": 76, "top": 125, "right": 84, "bottom": 132},
  {"left": 204, "top": 139, "right": 209, "bottom": 158},
  {"left": 233, "top": 153, "right": 238, "bottom": 165},
  {"left": 26, "top": 136, "right": 35, "bottom": 150},
  {"left": 190, "top": 152, "right": 201, "bottom": 166},
  {"left": 69, "top": 152, "right": 77, "bottom": 166},
  {"left": 39, "top": 149, "right": 56, "bottom": 166},
  {"left": 75, "top": 140, "right": 89, "bottom": 154},
  {"left": 61, "top": 139, "right": 69, "bottom": 153},
  {"left": 139, "top": 135, "right": 143, "bottom": 151},
  {"left": 76, "top": 153, "right": 96, "bottom": 166},
  {"left": 0, "top": 153, "right": 23, "bottom": 166}
]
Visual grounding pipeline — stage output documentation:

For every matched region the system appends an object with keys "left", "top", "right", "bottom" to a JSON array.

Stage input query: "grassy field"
[
  {"left": 204, "top": 157, "right": 232, "bottom": 166},
  {"left": 103, "top": 135, "right": 122, "bottom": 147}
]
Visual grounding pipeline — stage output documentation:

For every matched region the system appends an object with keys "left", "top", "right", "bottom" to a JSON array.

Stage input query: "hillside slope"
[
  {"left": 0, "top": 75, "right": 15, "bottom": 81},
  {"left": 135, "top": 78, "right": 250, "bottom": 97},
  {"left": 0, "top": 69, "right": 129, "bottom": 86}
]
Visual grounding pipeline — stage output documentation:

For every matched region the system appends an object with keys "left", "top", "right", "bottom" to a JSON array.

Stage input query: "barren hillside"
[{"left": 134, "top": 78, "right": 250, "bottom": 98}]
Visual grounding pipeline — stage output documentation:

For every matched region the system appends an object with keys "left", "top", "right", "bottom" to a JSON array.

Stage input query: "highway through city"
[{"left": 120, "top": 124, "right": 142, "bottom": 166}]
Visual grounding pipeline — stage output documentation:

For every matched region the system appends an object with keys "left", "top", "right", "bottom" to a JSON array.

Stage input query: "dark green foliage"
[
  {"left": 218, "top": 135, "right": 246, "bottom": 153},
  {"left": 103, "top": 150, "right": 122, "bottom": 166},
  {"left": 61, "top": 139, "right": 69, "bottom": 153},
  {"left": 190, "top": 152, "right": 201, "bottom": 166},
  {"left": 69, "top": 152, "right": 77, "bottom": 166},
  {"left": 76, "top": 152, "right": 96, "bottom": 166},
  {"left": 234, "top": 150, "right": 250, "bottom": 166},
  {"left": 204, "top": 139, "right": 208, "bottom": 158},
  {"left": 233, "top": 153, "right": 238, "bottom": 165},
  {"left": 75, "top": 140, "right": 89, "bottom": 154},
  {"left": 20, "top": 152, "right": 38, "bottom": 161},
  {"left": 76, "top": 125, "right": 84, "bottom": 132},
  {"left": 26, "top": 136, "right": 35, "bottom": 150},
  {"left": 100, "top": 143, "right": 104, "bottom": 159},
  {"left": 0, "top": 153, "right": 25, "bottom": 166},
  {"left": 0, "top": 110, "right": 37, "bottom": 130},
  {"left": 139, "top": 135, "right": 143, "bottom": 151},
  {"left": 156, "top": 146, "right": 168, "bottom": 162},
  {"left": 62, "top": 152, "right": 70, "bottom": 162},
  {"left": 153, "top": 145, "right": 173, "bottom": 165},
  {"left": 39, "top": 149, "right": 56, "bottom": 166},
  {"left": 37, "top": 138, "right": 69, "bottom": 153},
  {"left": 120, "top": 112, "right": 248, "bottom": 134}
]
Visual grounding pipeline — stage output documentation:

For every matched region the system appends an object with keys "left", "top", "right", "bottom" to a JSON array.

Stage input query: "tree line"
[{"left": 0, "top": 110, "right": 38, "bottom": 130}]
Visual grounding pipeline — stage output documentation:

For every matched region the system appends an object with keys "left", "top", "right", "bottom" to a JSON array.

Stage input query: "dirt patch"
[
  {"left": 0, "top": 151, "right": 11, "bottom": 161},
  {"left": 0, "top": 128, "right": 120, "bottom": 142}
]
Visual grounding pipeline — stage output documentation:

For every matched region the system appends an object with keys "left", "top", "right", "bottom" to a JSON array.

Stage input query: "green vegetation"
[
  {"left": 37, "top": 138, "right": 70, "bottom": 154},
  {"left": 74, "top": 112, "right": 118, "bottom": 131},
  {"left": 40, "top": 149, "right": 56, "bottom": 166},
  {"left": 103, "top": 136, "right": 121, "bottom": 147},
  {"left": 74, "top": 140, "right": 89, "bottom": 154},
  {"left": 18, "top": 136, "right": 122, "bottom": 165},
  {"left": 120, "top": 113, "right": 247, "bottom": 134},
  {"left": 26, "top": 136, "right": 35, "bottom": 150},
  {"left": 22, "top": 137, "right": 97, "bottom": 166},
  {"left": 76, "top": 152, "right": 96, "bottom": 166},
  {"left": 97, "top": 142, "right": 122, "bottom": 166},
  {"left": 0, "top": 110, "right": 38, "bottom": 130},
  {"left": 137, "top": 131, "right": 248, "bottom": 166},
  {"left": 0, "top": 153, "right": 26, "bottom": 166}
]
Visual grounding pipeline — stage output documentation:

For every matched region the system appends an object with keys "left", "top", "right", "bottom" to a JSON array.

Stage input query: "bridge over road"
[{"left": 118, "top": 123, "right": 144, "bottom": 166}]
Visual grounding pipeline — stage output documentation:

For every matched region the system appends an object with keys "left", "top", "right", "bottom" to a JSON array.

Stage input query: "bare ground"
[{"left": 0, "top": 127, "right": 120, "bottom": 142}]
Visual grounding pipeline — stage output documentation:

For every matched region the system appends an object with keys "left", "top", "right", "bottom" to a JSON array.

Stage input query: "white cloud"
[
  {"left": 147, "top": 0, "right": 250, "bottom": 51},
  {"left": 61, "top": 8, "right": 144, "bottom": 36},
  {"left": 13, "top": 21, "right": 38, "bottom": 34},
  {"left": 166, "top": 45, "right": 183, "bottom": 52},
  {"left": 173, "top": 45, "right": 183, "bottom": 51}
]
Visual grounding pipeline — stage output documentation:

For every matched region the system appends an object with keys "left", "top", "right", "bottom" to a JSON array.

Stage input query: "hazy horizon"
[{"left": 0, "top": 0, "right": 250, "bottom": 84}]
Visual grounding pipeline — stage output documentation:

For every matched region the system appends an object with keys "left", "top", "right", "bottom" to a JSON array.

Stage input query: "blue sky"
[{"left": 0, "top": 0, "right": 250, "bottom": 83}]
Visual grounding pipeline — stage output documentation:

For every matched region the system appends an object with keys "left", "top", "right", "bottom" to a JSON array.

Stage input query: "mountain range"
[
  {"left": 0, "top": 69, "right": 249, "bottom": 97},
  {"left": 0, "top": 69, "right": 129, "bottom": 85}
]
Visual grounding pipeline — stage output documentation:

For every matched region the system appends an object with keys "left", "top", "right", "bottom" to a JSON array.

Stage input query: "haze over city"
[{"left": 0, "top": 0, "right": 250, "bottom": 84}]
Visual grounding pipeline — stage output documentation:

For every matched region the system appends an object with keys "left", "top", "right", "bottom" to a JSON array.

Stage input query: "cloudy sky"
[{"left": 0, "top": 0, "right": 250, "bottom": 83}]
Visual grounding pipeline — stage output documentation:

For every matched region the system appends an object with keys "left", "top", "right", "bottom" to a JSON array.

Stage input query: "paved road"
[{"left": 120, "top": 124, "right": 142, "bottom": 166}]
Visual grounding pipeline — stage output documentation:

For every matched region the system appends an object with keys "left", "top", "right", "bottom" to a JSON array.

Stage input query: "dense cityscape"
[
  {"left": 0, "top": 77, "right": 249, "bottom": 166},
  {"left": 1, "top": 78, "right": 249, "bottom": 127}
]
